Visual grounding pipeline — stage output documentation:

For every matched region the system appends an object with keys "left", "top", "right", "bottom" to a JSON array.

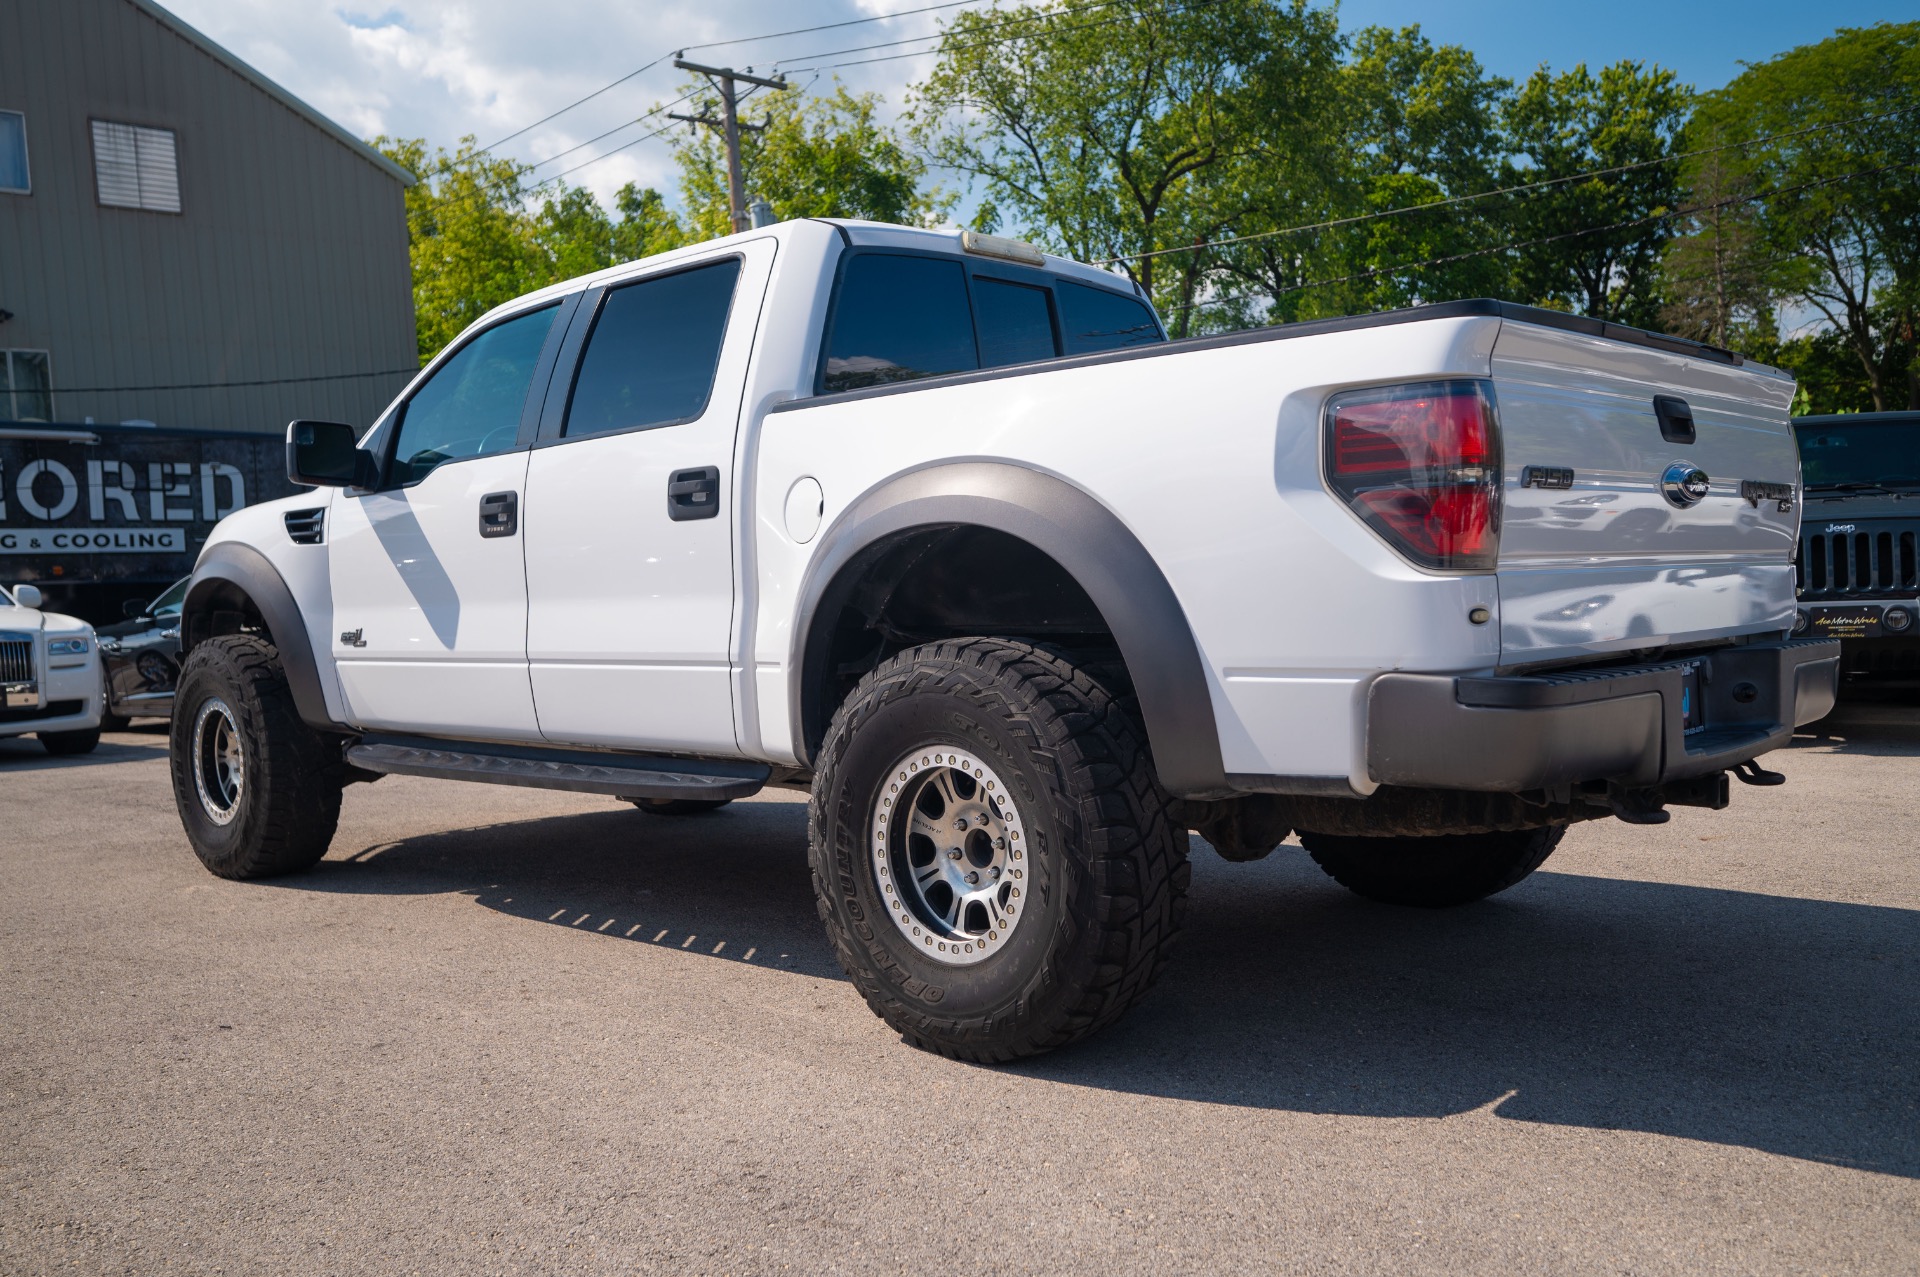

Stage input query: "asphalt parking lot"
[{"left": 3, "top": 702, "right": 1917, "bottom": 1275}]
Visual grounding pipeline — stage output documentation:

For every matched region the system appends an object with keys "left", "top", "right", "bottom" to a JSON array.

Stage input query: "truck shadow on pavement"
[
  {"left": 287, "top": 794, "right": 1920, "bottom": 1180},
  {"left": 1793, "top": 698, "right": 1920, "bottom": 757}
]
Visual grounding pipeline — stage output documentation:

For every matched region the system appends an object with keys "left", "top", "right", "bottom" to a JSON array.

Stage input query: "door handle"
[
  {"left": 478, "top": 490, "right": 518, "bottom": 538},
  {"left": 668, "top": 466, "right": 721, "bottom": 521}
]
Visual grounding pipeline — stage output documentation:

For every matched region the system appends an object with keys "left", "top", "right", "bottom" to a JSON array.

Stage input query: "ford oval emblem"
[{"left": 1661, "top": 462, "right": 1712, "bottom": 508}]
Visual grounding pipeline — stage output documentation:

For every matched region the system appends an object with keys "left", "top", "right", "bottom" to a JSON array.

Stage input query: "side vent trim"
[{"left": 284, "top": 508, "right": 326, "bottom": 545}]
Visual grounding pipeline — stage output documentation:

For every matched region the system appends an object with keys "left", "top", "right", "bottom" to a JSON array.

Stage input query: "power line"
[
  {"left": 781, "top": 0, "right": 1224, "bottom": 72},
  {"left": 534, "top": 120, "right": 686, "bottom": 188},
  {"left": 1099, "top": 100, "right": 1920, "bottom": 268},
  {"left": 1165, "top": 159, "right": 1913, "bottom": 316},
  {"left": 520, "top": 0, "right": 1208, "bottom": 186},
  {"left": 478, "top": 0, "right": 991, "bottom": 155},
  {"left": 772, "top": 0, "right": 1136, "bottom": 69},
  {"left": 480, "top": 53, "right": 676, "bottom": 152},
  {"left": 526, "top": 91, "right": 696, "bottom": 170}
]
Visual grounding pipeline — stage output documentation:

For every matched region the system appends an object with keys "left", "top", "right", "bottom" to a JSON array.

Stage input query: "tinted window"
[
  {"left": 393, "top": 305, "right": 558, "bottom": 483},
  {"left": 974, "top": 277, "right": 1057, "bottom": 368},
  {"left": 823, "top": 254, "right": 978, "bottom": 392},
  {"left": 1057, "top": 281, "right": 1163, "bottom": 355},
  {"left": 1796, "top": 420, "right": 1920, "bottom": 487},
  {"left": 564, "top": 258, "right": 742, "bottom": 439}
]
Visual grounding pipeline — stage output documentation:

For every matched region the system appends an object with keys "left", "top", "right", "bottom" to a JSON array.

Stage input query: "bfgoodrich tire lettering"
[
  {"left": 810, "top": 638, "right": 1188, "bottom": 1061},
  {"left": 1299, "top": 825, "right": 1566, "bottom": 908},
  {"left": 170, "top": 635, "right": 343, "bottom": 879}
]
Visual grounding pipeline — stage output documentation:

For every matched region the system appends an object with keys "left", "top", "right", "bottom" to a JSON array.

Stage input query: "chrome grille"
[
  {"left": 1797, "top": 520, "right": 1920, "bottom": 600},
  {"left": 0, "top": 632, "right": 33, "bottom": 685},
  {"left": 284, "top": 508, "right": 326, "bottom": 544}
]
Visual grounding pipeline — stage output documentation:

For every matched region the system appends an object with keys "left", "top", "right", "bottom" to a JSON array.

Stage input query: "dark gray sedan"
[{"left": 97, "top": 577, "right": 187, "bottom": 728}]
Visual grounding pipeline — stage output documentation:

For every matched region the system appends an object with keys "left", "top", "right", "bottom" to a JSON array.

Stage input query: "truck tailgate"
[{"left": 1492, "top": 319, "right": 1799, "bottom": 667}]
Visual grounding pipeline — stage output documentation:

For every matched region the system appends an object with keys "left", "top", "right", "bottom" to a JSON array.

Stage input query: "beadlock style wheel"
[
  {"left": 192, "top": 696, "right": 246, "bottom": 825},
  {"left": 872, "top": 747, "right": 1028, "bottom": 965}
]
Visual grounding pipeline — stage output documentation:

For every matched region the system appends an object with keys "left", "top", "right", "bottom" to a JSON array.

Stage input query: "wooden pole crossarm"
[{"left": 672, "top": 59, "right": 790, "bottom": 92}]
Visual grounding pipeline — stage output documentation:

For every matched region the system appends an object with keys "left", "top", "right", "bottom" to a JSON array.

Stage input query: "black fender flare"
[
  {"left": 790, "top": 462, "right": 1227, "bottom": 798},
  {"left": 183, "top": 542, "right": 340, "bottom": 731}
]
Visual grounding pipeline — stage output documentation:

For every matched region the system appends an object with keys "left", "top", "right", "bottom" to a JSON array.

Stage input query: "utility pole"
[{"left": 670, "top": 58, "right": 789, "bottom": 234}]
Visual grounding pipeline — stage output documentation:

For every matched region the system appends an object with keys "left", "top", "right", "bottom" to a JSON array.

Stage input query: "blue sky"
[
  {"left": 168, "top": 0, "right": 1912, "bottom": 212},
  {"left": 1338, "top": 0, "right": 1905, "bottom": 91}
]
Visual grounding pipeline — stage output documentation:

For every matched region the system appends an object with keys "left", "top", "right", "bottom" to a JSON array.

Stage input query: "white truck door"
[
  {"left": 523, "top": 243, "right": 772, "bottom": 753},
  {"left": 327, "top": 301, "right": 571, "bottom": 739}
]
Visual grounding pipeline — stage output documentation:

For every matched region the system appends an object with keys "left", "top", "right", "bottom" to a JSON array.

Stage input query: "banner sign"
[{"left": 0, "top": 527, "right": 188, "bottom": 554}]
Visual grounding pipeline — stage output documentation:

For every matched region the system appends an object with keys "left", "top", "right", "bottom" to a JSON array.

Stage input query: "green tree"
[
  {"left": 1689, "top": 22, "right": 1920, "bottom": 410},
  {"left": 377, "top": 136, "right": 688, "bottom": 359},
  {"left": 1293, "top": 25, "right": 1512, "bottom": 315},
  {"left": 909, "top": 0, "right": 1344, "bottom": 319},
  {"left": 1499, "top": 61, "right": 1692, "bottom": 326},
  {"left": 378, "top": 136, "right": 546, "bottom": 359},
  {"left": 1657, "top": 144, "right": 1777, "bottom": 353},
  {"left": 673, "top": 82, "right": 944, "bottom": 239}
]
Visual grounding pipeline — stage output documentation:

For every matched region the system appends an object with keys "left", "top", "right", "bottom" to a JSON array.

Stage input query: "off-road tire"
[
  {"left": 170, "top": 634, "right": 342, "bottom": 879},
  {"left": 628, "top": 797, "right": 733, "bottom": 816},
  {"left": 810, "top": 638, "right": 1188, "bottom": 1062},
  {"left": 1300, "top": 825, "right": 1567, "bottom": 908},
  {"left": 39, "top": 728, "right": 102, "bottom": 755}
]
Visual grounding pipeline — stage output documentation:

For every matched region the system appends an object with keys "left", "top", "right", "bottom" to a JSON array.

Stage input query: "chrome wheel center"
[
  {"left": 872, "top": 748, "right": 1027, "bottom": 966},
  {"left": 192, "top": 697, "right": 245, "bottom": 826}
]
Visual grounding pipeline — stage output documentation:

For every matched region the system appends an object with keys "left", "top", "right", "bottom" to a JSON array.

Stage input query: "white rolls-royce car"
[{"left": 1, "top": 584, "right": 104, "bottom": 755}]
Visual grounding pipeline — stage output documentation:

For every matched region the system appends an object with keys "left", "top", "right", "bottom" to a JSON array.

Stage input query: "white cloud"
[{"left": 161, "top": 0, "right": 965, "bottom": 209}]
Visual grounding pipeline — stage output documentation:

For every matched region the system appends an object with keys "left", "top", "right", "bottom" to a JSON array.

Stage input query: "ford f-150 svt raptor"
[{"left": 168, "top": 219, "right": 1840, "bottom": 1060}]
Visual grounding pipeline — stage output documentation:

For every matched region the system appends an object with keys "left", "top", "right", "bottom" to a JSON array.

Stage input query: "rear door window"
[
  {"left": 973, "top": 277, "right": 1058, "bottom": 368},
  {"left": 563, "top": 258, "right": 742, "bottom": 439},
  {"left": 1057, "top": 281, "right": 1163, "bottom": 355},
  {"left": 391, "top": 304, "right": 559, "bottom": 483},
  {"left": 822, "top": 254, "right": 978, "bottom": 392}
]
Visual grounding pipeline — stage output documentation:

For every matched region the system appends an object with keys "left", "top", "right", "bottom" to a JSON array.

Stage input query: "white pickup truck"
[{"left": 169, "top": 219, "right": 1839, "bottom": 1060}]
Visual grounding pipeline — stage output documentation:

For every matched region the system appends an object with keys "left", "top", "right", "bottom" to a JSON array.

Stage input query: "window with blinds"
[
  {"left": 2, "top": 350, "right": 54, "bottom": 422},
  {"left": 91, "top": 120, "right": 180, "bottom": 213},
  {"left": 0, "top": 111, "right": 28, "bottom": 194}
]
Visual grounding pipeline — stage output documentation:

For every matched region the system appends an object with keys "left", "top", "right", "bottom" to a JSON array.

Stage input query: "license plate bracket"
[
  {"left": 1808, "top": 606, "right": 1883, "bottom": 639},
  {"left": 4, "top": 685, "right": 40, "bottom": 709},
  {"left": 1680, "top": 664, "right": 1706, "bottom": 734}
]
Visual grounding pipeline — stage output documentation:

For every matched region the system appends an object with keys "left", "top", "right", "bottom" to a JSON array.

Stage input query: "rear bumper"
[{"left": 1368, "top": 637, "right": 1840, "bottom": 792}]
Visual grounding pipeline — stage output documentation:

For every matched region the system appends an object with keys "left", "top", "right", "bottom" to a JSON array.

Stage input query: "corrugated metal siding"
[{"left": 0, "top": 0, "right": 417, "bottom": 433}]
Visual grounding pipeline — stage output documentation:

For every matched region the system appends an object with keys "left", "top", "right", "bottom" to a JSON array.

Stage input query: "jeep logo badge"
[
  {"left": 1661, "top": 463, "right": 1712, "bottom": 508},
  {"left": 1826, "top": 522, "right": 1856, "bottom": 534}
]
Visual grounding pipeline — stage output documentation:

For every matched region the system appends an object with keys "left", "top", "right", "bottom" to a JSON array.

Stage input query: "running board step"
[{"left": 343, "top": 735, "right": 768, "bottom": 801}]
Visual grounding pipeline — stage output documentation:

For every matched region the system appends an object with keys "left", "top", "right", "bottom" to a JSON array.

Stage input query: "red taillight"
[{"left": 1325, "top": 380, "right": 1501, "bottom": 570}]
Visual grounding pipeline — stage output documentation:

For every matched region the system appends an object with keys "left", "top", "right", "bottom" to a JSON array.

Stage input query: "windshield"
[
  {"left": 150, "top": 577, "right": 190, "bottom": 618},
  {"left": 1795, "top": 420, "right": 1920, "bottom": 488}
]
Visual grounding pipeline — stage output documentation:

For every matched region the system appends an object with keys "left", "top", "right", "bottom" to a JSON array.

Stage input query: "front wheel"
[
  {"left": 810, "top": 638, "right": 1188, "bottom": 1062},
  {"left": 1299, "top": 825, "right": 1566, "bottom": 908},
  {"left": 169, "top": 634, "right": 343, "bottom": 879}
]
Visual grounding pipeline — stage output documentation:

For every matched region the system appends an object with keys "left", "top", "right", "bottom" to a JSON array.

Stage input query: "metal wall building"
[{"left": 0, "top": 0, "right": 417, "bottom": 434}]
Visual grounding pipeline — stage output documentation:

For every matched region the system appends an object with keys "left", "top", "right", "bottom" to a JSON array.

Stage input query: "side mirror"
[
  {"left": 12, "top": 584, "right": 43, "bottom": 610},
  {"left": 124, "top": 599, "right": 149, "bottom": 619},
  {"left": 287, "top": 420, "right": 377, "bottom": 488}
]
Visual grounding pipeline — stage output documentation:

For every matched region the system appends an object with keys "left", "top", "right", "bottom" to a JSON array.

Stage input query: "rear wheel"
[
  {"left": 627, "top": 797, "right": 732, "bottom": 816},
  {"left": 811, "top": 638, "right": 1187, "bottom": 1062},
  {"left": 40, "top": 729, "right": 102, "bottom": 756},
  {"left": 1300, "top": 825, "right": 1566, "bottom": 908},
  {"left": 169, "top": 635, "right": 342, "bottom": 879}
]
